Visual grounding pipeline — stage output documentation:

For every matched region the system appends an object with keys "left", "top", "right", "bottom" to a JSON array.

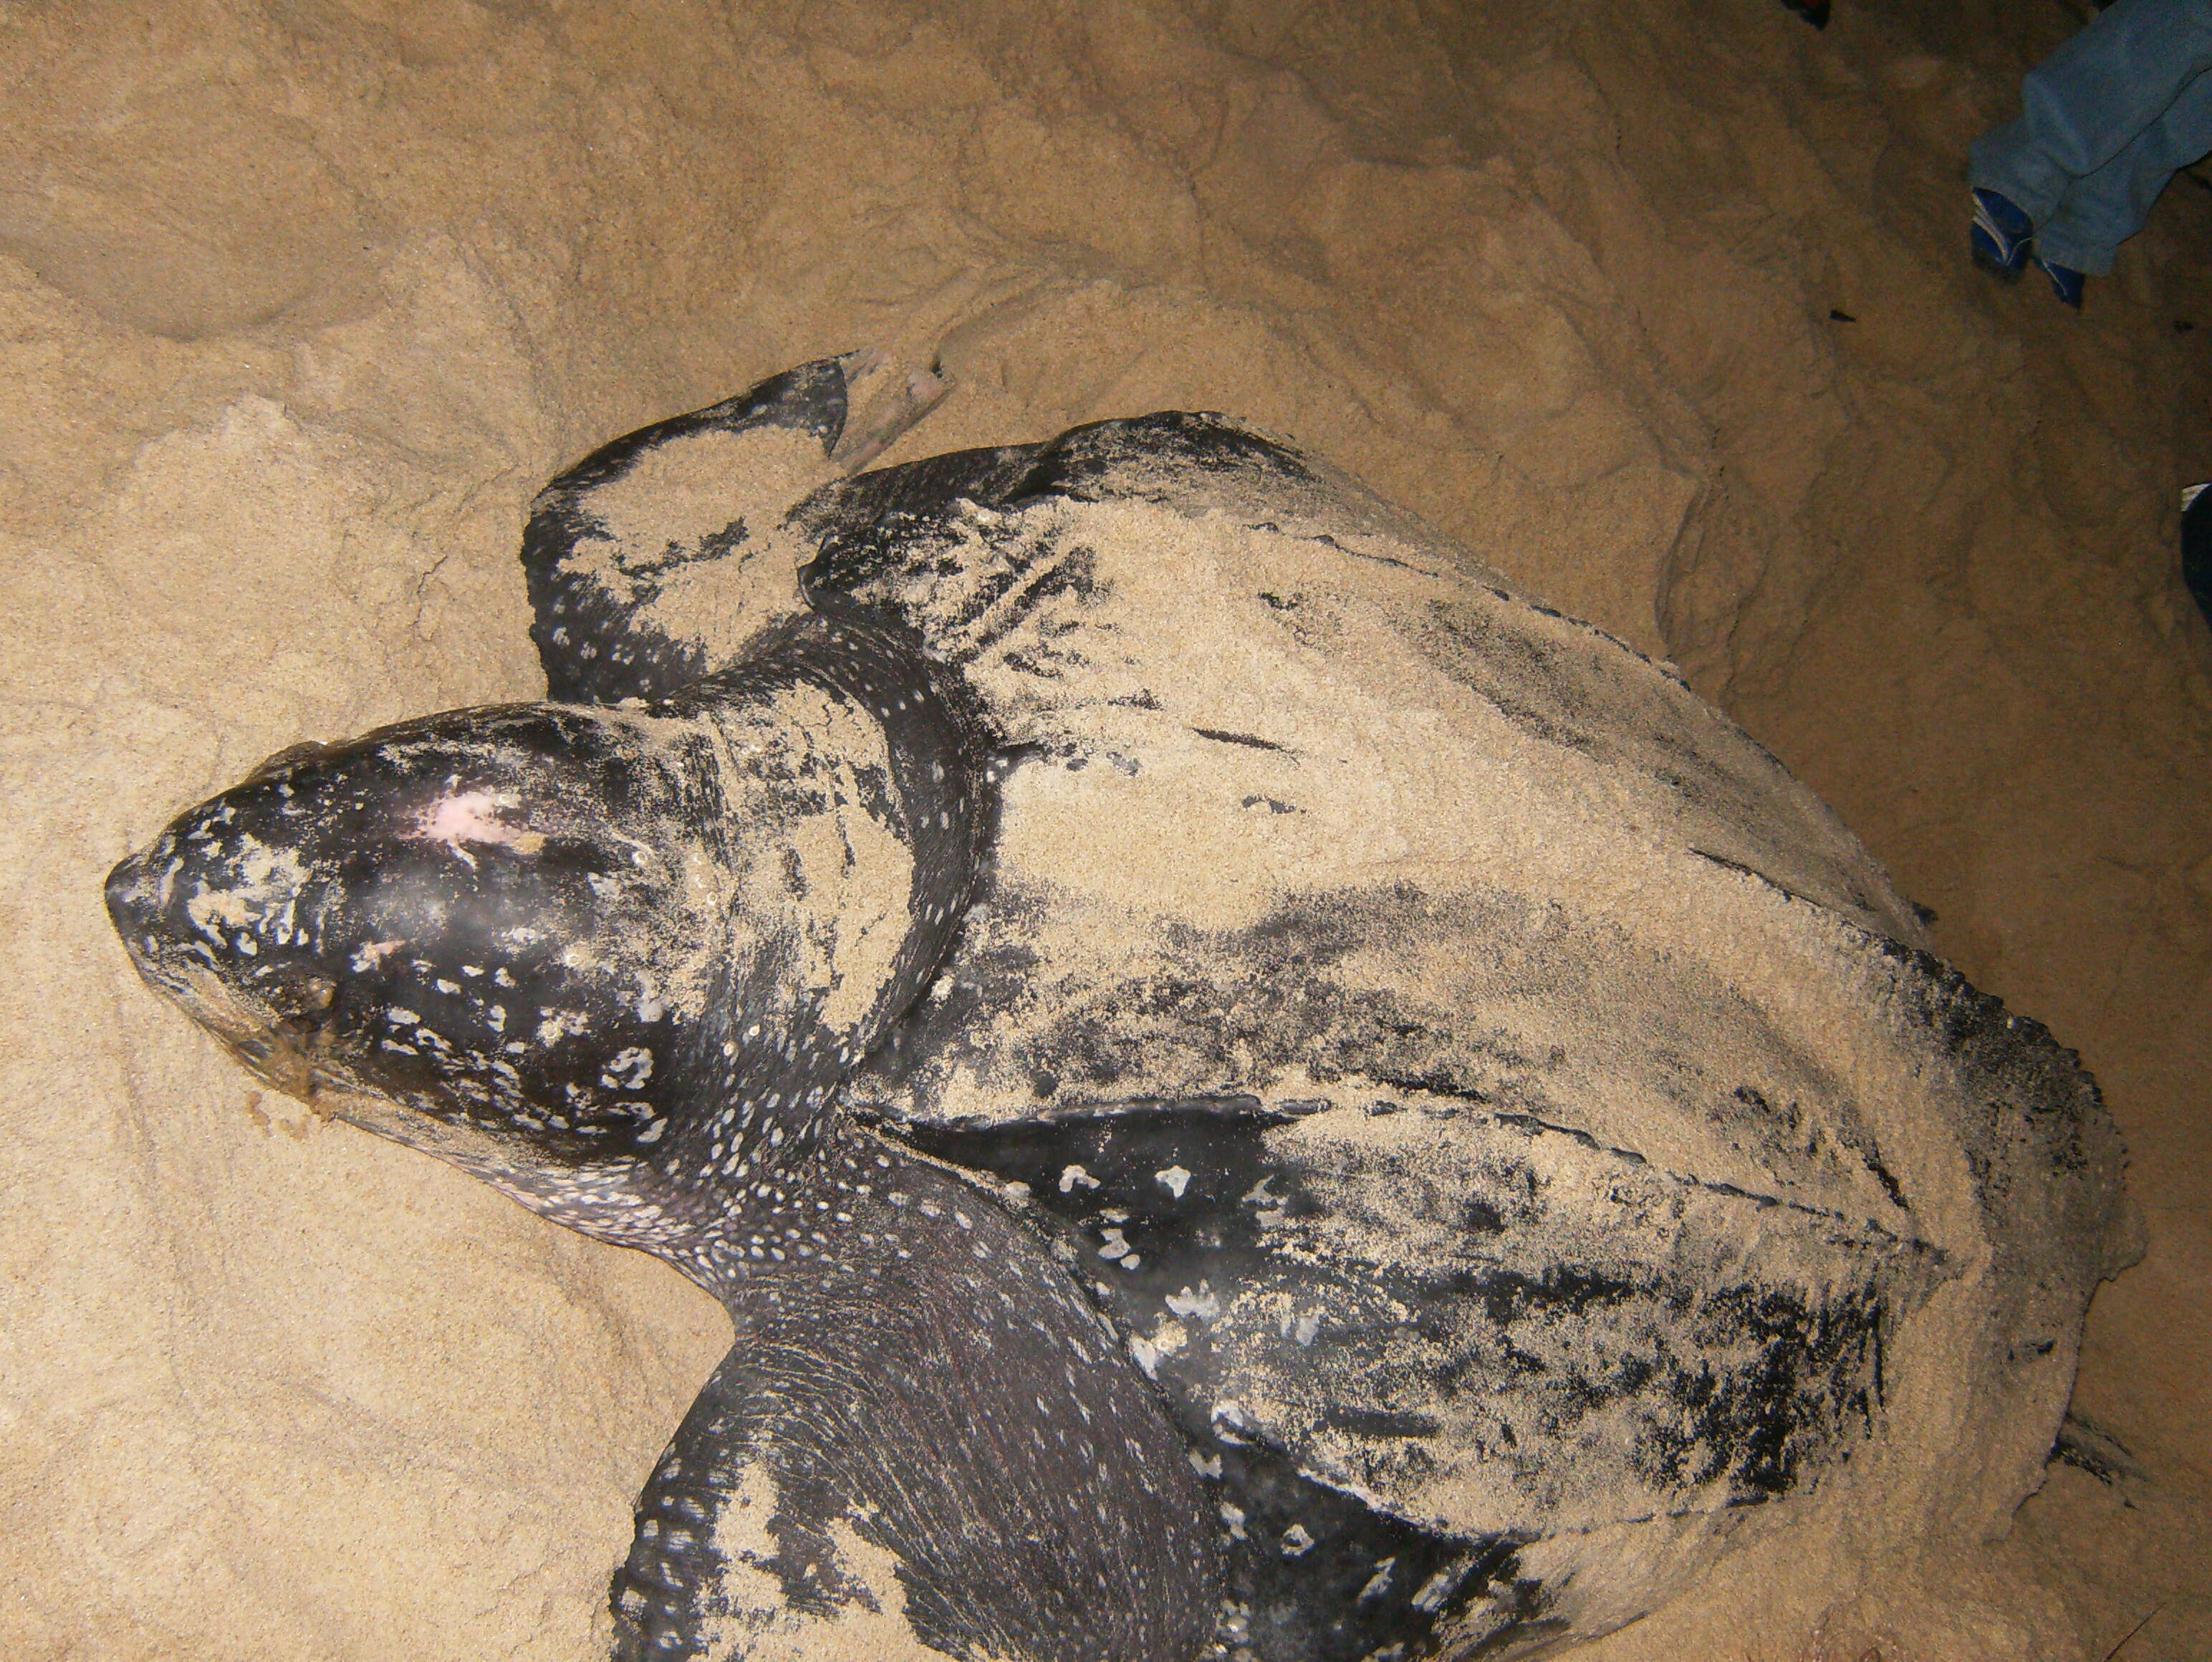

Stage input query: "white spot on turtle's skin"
[
  {"left": 1097, "top": 1227, "right": 1132, "bottom": 1259},
  {"left": 1280, "top": 1524, "right": 1315, "bottom": 1558},
  {"left": 1412, "top": 1562, "right": 1468, "bottom": 1613},
  {"left": 602, "top": 1047, "right": 653, "bottom": 1090},
  {"left": 1165, "top": 1282, "right": 1221, "bottom": 1322},
  {"left": 1154, "top": 1164, "right": 1192, "bottom": 1198},
  {"left": 537, "top": 1009, "right": 589, "bottom": 1047},
  {"left": 1220, "top": 1503, "right": 1249, "bottom": 1541},
  {"left": 1059, "top": 1163, "right": 1100, "bottom": 1193},
  {"left": 1189, "top": 1450, "right": 1223, "bottom": 1479},
  {"left": 1359, "top": 1557, "right": 1398, "bottom": 1602},
  {"left": 388, "top": 1007, "right": 419, "bottom": 1026}
]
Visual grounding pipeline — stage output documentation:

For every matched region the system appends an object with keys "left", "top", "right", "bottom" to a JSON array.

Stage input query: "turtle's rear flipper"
[
  {"left": 832, "top": 360, "right": 954, "bottom": 477},
  {"left": 524, "top": 353, "right": 951, "bottom": 705}
]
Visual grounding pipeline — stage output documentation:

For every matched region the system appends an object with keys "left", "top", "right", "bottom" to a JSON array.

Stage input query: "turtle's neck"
[
  {"left": 431, "top": 983, "right": 867, "bottom": 1271},
  {"left": 456, "top": 1062, "right": 904, "bottom": 1297},
  {"left": 630, "top": 991, "right": 862, "bottom": 1299},
  {"left": 645, "top": 1110, "right": 955, "bottom": 1308},
  {"left": 542, "top": 962, "right": 950, "bottom": 1306}
]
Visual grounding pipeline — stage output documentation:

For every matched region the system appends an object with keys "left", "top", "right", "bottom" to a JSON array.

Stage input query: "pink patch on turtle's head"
[{"left": 410, "top": 790, "right": 547, "bottom": 861}]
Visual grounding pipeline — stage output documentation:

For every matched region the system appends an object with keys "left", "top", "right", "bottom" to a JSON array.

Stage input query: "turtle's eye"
[{"left": 266, "top": 967, "right": 337, "bottom": 1031}]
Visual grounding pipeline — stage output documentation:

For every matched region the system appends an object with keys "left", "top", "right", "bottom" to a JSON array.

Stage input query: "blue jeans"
[{"left": 1969, "top": 0, "right": 2212, "bottom": 274}]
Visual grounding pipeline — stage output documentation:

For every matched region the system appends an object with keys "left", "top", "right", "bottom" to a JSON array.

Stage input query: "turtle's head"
[
  {"left": 105, "top": 628, "right": 990, "bottom": 1248},
  {"left": 105, "top": 703, "right": 746, "bottom": 1210}
]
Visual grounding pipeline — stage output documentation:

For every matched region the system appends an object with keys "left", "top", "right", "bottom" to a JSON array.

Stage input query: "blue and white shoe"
[
  {"left": 2037, "top": 255, "right": 2085, "bottom": 309},
  {"left": 1970, "top": 187, "right": 2034, "bottom": 279},
  {"left": 2183, "top": 484, "right": 2212, "bottom": 630}
]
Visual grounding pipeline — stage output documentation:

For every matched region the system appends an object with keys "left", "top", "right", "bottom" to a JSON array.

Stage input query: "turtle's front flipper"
[
  {"left": 524, "top": 354, "right": 953, "bottom": 705},
  {"left": 610, "top": 1344, "right": 761, "bottom": 1662},
  {"left": 610, "top": 1148, "right": 1221, "bottom": 1662}
]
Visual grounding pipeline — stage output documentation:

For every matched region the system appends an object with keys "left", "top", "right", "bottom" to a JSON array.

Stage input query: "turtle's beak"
[
  {"left": 104, "top": 848, "right": 151, "bottom": 955},
  {"left": 106, "top": 831, "right": 226, "bottom": 1000},
  {"left": 105, "top": 797, "right": 342, "bottom": 1066}
]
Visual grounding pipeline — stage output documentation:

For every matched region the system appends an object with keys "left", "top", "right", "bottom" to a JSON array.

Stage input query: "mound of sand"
[{"left": 2, "top": 1, "right": 2204, "bottom": 1657}]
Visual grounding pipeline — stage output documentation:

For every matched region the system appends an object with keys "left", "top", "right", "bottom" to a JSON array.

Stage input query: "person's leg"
[
  {"left": 1970, "top": 0, "right": 2212, "bottom": 224},
  {"left": 2036, "top": 66, "right": 2212, "bottom": 274}
]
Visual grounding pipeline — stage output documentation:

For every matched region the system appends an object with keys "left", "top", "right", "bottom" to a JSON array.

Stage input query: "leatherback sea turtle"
[{"left": 105, "top": 355, "right": 2130, "bottom": 1661}]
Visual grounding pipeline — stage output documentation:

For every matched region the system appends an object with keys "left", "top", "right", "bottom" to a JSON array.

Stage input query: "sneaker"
[
  {"left": 1971, "top": 187, "right": 2034, "bottom": 279},
  {"left": 2037, "top": 255, "right": 2086, "bottom": 309}
]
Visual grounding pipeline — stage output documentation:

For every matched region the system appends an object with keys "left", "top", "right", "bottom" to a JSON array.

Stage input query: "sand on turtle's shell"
[{"left": 2, "top": 1, "right": 2206, "bottom": 1658}]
